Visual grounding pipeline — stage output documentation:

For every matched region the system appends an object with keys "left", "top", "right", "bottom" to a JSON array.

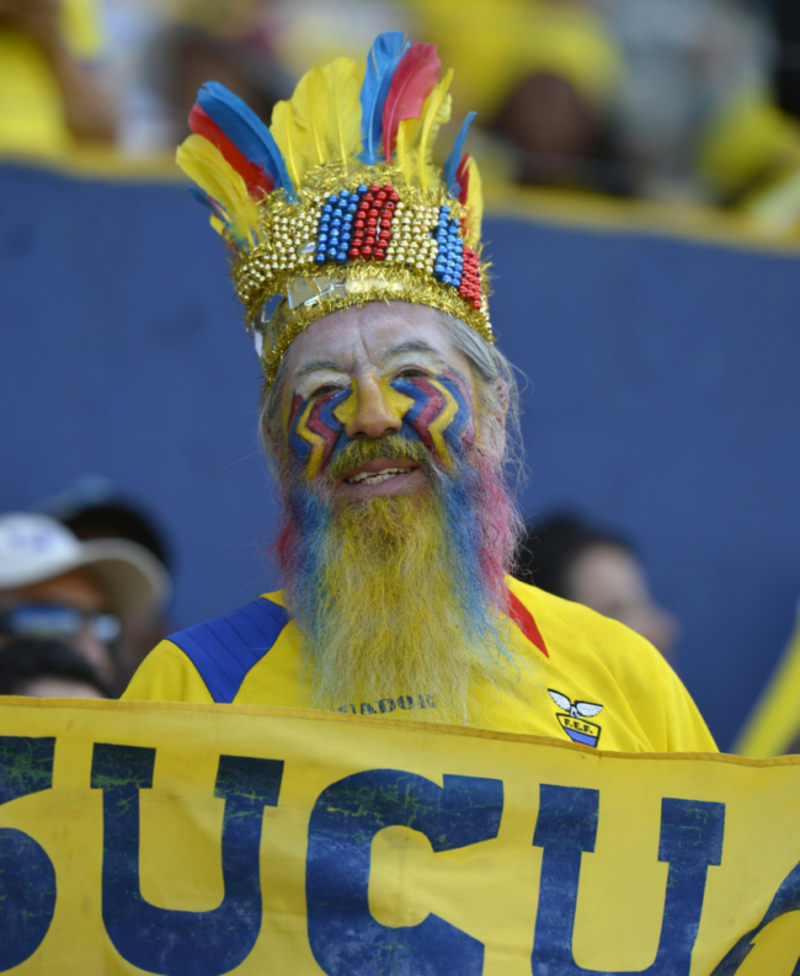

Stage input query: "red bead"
[
  {"left": 370, "top": 183, "right": 380, "bottom": 192},
  {"left": 362, "top": 246, "right": 373, "bottom": 257},
  {"left": 354, "top": 219, "right": 365, "bottom": 229},
  {"left": 365, "top": 235, "right": 375, "bottom": 245},
  {"left": 380, "top": 219, "right": 392, "bottom": 229},
  {"left": 348, "top": 248, "right": 359, "bottom": 259},
  {"left": 376, "top": 191, "right": 387, "bottom": 202},
  {"left": 472, "top": 300, "right": 481, "bottom": 309},
  {"left": 379, "top": 230, "right": 390, "bottom": 240},
  {"left": 374, "top": 249, "right": 385, "bottom": 260}
]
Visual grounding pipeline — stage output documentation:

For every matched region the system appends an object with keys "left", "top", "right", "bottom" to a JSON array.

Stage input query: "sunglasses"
[{"left": 0, "top": 604, "right": 121, "bottom": 645}]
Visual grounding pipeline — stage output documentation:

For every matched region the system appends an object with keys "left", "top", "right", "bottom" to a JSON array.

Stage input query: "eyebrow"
[{"left": 294, "top": 359, "right": 347, "bottom": 380}]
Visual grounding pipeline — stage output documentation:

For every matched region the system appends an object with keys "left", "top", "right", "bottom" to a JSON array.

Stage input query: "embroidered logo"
[{"left": 548, "top": 689, "right": 604, "bottom": 748}]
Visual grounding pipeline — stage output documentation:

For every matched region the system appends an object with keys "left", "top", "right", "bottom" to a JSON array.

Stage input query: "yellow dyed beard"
[{"left": 301, "top": 489, "right": 519, "bottom": 726}]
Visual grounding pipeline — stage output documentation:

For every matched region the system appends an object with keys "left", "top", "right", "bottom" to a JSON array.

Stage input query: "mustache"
[{"left": 328, "top": 435, "right": 434, "bottom": 482}]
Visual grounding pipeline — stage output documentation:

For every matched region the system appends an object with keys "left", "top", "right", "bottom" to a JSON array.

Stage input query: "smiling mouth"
[{"left": 345, "top": 467, "right": 415, "bottom": 486}]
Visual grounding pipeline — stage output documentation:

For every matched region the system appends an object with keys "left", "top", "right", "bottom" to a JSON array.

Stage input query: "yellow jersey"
[{"left": 123, "top": 577, "right": 716, "bottom": 754}]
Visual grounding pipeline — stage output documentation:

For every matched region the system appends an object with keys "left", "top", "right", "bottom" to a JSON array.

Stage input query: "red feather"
[
  {"left": 189, "top": 104, "right": 274, "bottom": 198},
  {"left": 456, "top": 153, "right": 470, "bottom": 204},
  {"left": 381, "top": 42, "right": 440, "bottom": 164}
]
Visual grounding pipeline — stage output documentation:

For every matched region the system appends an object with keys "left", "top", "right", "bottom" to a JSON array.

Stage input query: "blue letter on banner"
[
  {"left": 306, "top": 769, "right": 504, "bottom": 976},
  {"left": 0, "top": 736, "right": 56, "bottom": 972},
  {"left": 531, "top": 785, "right": 725, "bottom": 976},
  {"left": 91, "top": 744, "right": 283, "bottom": 976}
]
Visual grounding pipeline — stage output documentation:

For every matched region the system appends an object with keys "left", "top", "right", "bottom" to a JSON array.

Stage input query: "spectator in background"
[
  {"left": 490, "top": 3, "right": 631, "bottom": 193},
  {"left": 515, "top": 513, "right": 678, "bottom": 660},
  {"left": 0, "top": 0, "right": 115, "bottom": 153},
  {"left": 145, "top": 0, "right": 293, "bottom": 149},
  {"left": 0, "top": 513, "right": 169, "bottom": 691},
  {"left": 0, "top": 637, "right": 110, "bottom": 698},
  {"left": 35, "top": 476, "right": 174, "bottom": 684}
]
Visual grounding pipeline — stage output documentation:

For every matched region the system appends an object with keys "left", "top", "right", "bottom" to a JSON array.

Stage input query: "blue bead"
[
  {"left": 327, "top": 194, "right": 338, "bottom": 204},
  {"left": 331, "top": 217, "right": 342, "bottom": 228},
  {"left": 327, "top": 248, "right": 337, "bottom": 259},
  {"left": 339, "top": 189, "right": 350, "bottom": 198},
  {"left": 315, "top": 253, "right": 326, "bottom": 264},
  {"left": 442, "top": 275, "right": 453, "bottom": 285},
  {"left": 347, "top": 203, "right": 357, "bottom": 214},
  {"left": 336, "top": 251, "right": 348, "bottom": 263},
  {"left": 357, "top": 184, "right": 368, "bottom": 194},
  {"left": 441, "top": 205, "right": 451, "bottom": 213}
]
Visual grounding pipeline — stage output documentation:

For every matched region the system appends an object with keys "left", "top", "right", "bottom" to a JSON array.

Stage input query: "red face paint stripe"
[
  {"left": 287, "top": 393, "right": 304, "bottom": 433},
  {"left": 506, "top": 588, "right": 548, "bottom": 657},
  {"left": 306, "top": 400, "right": 341, "bottom": 470}
]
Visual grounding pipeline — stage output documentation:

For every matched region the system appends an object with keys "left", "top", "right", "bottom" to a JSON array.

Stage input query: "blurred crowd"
[{"left": 3, "top": 0, "right": 800, "bottom": 229}]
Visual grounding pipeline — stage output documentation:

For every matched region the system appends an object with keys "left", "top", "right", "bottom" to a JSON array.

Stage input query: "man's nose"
[{"left": 344, "top": 377, "right": 403, "bottom": 440}]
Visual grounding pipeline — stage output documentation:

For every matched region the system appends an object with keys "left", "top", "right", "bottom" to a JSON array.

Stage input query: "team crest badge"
[{"left": 548, "top": 689, "right": 604, "bottom": 748}]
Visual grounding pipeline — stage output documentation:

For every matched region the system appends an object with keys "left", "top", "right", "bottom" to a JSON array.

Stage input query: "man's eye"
[
  {"left": 311, "top": 383, "right": 343, "bottom": 398},
  {"left": 396, "top": 367, "right": 428, "bottom": 380}
]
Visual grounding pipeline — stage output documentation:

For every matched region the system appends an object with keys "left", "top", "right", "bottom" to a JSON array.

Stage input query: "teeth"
[{"left": 346, "top": 467, "right": 409, "bottom": 485}]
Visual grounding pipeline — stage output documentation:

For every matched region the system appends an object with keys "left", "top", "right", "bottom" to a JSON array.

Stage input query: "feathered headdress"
[{"left": 177, "top": 32, "right": 490, "bottom": 392}]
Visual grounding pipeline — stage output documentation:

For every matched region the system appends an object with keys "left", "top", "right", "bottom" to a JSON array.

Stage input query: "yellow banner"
[{"left": 0, "top": 697, "right": 799, "bottom": 975}]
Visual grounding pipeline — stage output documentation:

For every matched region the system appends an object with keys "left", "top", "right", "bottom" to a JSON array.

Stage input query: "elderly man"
[{"left": 123, "top": 34, "right": 715, "bottom": 754}]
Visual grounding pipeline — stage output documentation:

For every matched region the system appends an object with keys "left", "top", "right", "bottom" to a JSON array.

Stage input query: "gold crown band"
[{"left": 231, "top": 166, "right": 491, "bottom": 391}]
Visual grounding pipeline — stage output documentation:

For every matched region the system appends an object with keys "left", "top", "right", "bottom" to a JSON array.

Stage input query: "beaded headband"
[{"left": 177, "top": 32, "right": 491, "bottom": 392}]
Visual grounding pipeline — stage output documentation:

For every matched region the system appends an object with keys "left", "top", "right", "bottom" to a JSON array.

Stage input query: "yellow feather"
[
  {"left": 273, "top": 58, "right": 364, "bottom": 184},
  {"left": 462, "top": 155, "right": 483, "bottom": 247},
  {"left": 303, "top": 66, "right": 330, "bottom": 167},
  {"left": 396, "top": 114, "right": 422, "bottom": 178},
  {"left": 282, "top": 70, "right": 323, "bottom": 178},
  {"left": 271, "top": 99, "right": 304, "bottom": 188},
  {"left": 177, "top": 135, "right": 259, "bottom": 246},
  {"left": 322, "top": 57, "right": 363, "bottom": 165},
  {"left": 176, "top": 135, "right": 258, "bottom": 250},
  {"left": 417, "top": 69, "right": 453, "bottom": 190}
]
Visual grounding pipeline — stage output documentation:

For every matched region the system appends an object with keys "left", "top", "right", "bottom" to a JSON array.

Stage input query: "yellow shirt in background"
[
  {"left": 124, "top": 577, "right": 716, "bottom": 755},
  {"left": 0, "top": 0, "right": 102, "bottom": 154}
]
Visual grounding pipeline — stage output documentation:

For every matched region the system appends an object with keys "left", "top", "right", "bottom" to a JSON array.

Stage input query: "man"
[
  {"left": 124, "top": 33, "right": 715, "bottom": 753},
  {"left": 0, "top": 512, "right": 168, "bottom": 688}
]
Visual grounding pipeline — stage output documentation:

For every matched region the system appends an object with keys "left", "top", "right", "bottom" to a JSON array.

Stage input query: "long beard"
[{"left": 276, "top": 437, "right": 523, "bottom": 725}]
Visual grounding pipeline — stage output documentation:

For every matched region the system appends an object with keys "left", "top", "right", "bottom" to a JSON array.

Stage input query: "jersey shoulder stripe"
[{"left": 167, "top": 598, "right": 290, "bottom": 703}]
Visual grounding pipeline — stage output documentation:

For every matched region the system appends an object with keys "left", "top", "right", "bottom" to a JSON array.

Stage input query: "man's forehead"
[{"left": 285, "top": 302, "right": 457, "bottom": 379}]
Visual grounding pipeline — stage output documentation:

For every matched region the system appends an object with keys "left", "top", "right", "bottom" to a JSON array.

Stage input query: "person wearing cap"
[
  {"left": 0, "top": 513, "right": 169, "bottom": 689},
  {"left": 123, "top": 34, "right": 715, "bottom": 753}
]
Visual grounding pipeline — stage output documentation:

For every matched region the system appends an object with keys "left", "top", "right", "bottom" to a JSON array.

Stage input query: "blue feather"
[
  {"left": 443, "top": 112, "right": 477, "bottom": 193},
  {"left": 188, "top": 187, "right": 226, "bottom": 222},
  {"left": 197, "top": 81, "right": 296, "bottom": 200},
  {"left": 359, "top": 32, "right": 409, "bottom": 164}
]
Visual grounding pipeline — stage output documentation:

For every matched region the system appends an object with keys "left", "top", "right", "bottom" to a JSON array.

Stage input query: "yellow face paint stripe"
[{"left": 296, "top": 398, "right": 327, "bottom": 480}]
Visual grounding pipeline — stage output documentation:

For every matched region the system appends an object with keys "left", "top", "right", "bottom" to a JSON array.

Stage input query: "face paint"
[
  {"left": 286, "top": 367, "right": 476, "bottom": 480},
  {"left": 287, "top": 387, "right": 353, "bottom": 481},
  {"left": 390, "top": 370, "right": 475, "bottom": 470}
]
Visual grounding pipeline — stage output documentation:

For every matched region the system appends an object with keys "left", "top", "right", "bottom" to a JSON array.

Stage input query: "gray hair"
[{"left": 259, "top": 308, "right": 524, "bottom": 484}]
